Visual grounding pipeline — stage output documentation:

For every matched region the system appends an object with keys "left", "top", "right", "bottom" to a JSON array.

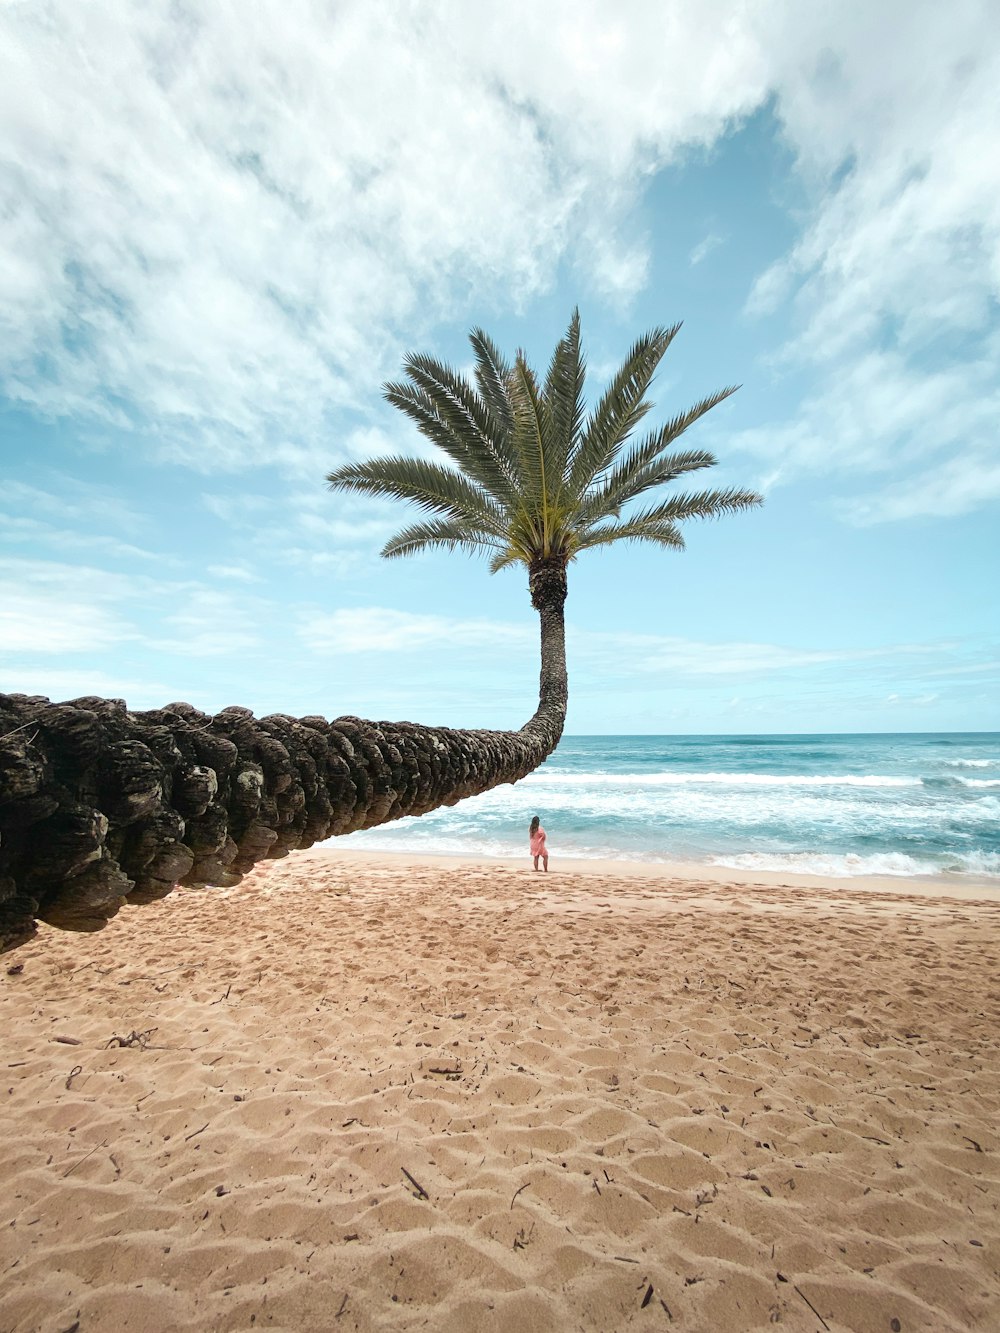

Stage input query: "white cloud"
[
  {"left": 885, "top": 690, "right": 940, "bottom": 708},
  {"left": 0, "top": 555, "right": 177, "bottom": 655},
  {"left": 206, "top": 564, "right": 260, "bottom": 582},
  {"left": 689, "top": 232, "right": 723, "bottom": 266},
  {"left": 841, "top": 449, "right": 1000, "bottom": 525},
  {"left": 739, "top": 2, "right": 1000, "bottom": 518},
  {"left": 201, "top": 478, "right": 401, "bottom": 574},
  {"left": 301, "top": 606, "right": 533, "bottom": 655},
  {"left": 0, "top": 590, "right": 128, "bottom": 654},
  {"left": 0, "top": 1, "right": 767, "bottom": 468},
  {"left": 158, "top": 590, "right": 265, "bottom": 656},
  {"left": 570, "top": 627, "right": 942, "bottom": 679},
  {"left": 0, "top": 512, "right": 164, "bottom": 563},
  {"left": 298, "top": 606, "right": 957, "bottom": 691},
  {"left": 732, "top": 338, "right": 1000, "bottom": 520},
  {"left": 3, "top": 478, "right": 144, "bottom": 533},
  {"left": 0, "top": 668, "right": 188, "bottom": 709},
  {"left": 0, "top": 556, "right": 266, "bottom": 661},
  {"left": 0, "top": 0, "right": 996, "bottom": 527},
  {"left": 925, "top": 659, "right": 1000, "bottom": 679},
  {"left": 754, "top": 4, "right": 1000, "bottom": 356},
  {"left": 0, "top": 477, "right": 165, "bottom": 561}
]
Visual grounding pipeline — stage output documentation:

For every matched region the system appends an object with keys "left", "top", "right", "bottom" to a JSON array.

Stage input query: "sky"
[{"left": 1, "top": 0, "right": 998, "bottom": 736}]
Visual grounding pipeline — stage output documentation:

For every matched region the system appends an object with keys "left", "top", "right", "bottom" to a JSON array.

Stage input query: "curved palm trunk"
[
  {"left": 0, "top": 581, "right": 567, "bottom": 953},
  {"left": 523, "top": 556, "right": 568, "bottom": 744}
]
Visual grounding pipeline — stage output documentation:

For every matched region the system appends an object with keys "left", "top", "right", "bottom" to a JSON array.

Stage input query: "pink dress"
[{"left": 530, "top": 827, "right": 547, "bottom": 857}]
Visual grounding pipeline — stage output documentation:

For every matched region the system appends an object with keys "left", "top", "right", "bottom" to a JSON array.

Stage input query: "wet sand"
[{"left": 2, "top": 849, "right": 999, "bottom": 1331}]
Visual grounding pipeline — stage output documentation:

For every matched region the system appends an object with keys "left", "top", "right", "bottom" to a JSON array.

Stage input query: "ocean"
[{"left": 338, "top": 733, "right": 1000, "bottom": 881}]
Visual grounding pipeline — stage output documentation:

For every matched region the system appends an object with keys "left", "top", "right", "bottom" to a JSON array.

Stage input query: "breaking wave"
[{"left": 341, "top": 732, "right": 1000, "bottom": 881}]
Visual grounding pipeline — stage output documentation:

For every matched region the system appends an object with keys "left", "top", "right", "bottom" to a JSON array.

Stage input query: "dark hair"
[{"left": 529, "top": 816, "right": 540, "bottom": 836}]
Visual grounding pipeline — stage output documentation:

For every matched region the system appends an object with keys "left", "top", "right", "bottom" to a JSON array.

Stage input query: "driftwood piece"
[{"left": 0, "top": 690, "right": 562, "bottom": 953}]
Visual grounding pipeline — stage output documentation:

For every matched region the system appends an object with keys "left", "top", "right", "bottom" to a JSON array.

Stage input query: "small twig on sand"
[
  {"left": 401, "top": 1167, "right": 429, "bottom": 1200},
  {"left": 794, "top": 1285, "right": 830, "bottom": 1330},
  {"left": 510, "top": 1182, "right": 530, "bottom": 1210},
  {"left": 65, "top": 1064, "right": 83, "bottom": 1089},
  {"left": 63, "top": 1137, "right": 109, "bottom": 1178},
  {"left": 335, "top": 1293, "right": 349, "bottom": 1319},
  {"left": 105, "top": 1028, "right": 156, "bottom": 1050},
  {"left": 185, "top": 1123, "right": 209, "bottom": 1142}
]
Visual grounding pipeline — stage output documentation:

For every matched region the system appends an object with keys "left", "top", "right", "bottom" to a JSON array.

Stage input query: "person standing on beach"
[{"left": 529, "top": 815, "right": 548, "bottom": 872}]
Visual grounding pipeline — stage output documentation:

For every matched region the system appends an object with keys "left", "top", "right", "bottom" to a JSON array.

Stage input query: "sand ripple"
[{"left": 2, "top": 853, "right": 999, "bottom": 1330}]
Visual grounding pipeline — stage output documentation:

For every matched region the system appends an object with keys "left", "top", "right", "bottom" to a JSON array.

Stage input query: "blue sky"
[{"left": 1, "top": 1, "right": 998, "bottom": 735}]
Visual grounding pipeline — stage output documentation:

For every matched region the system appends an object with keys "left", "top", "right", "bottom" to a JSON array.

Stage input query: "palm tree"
[
  {"left": 328, "top": 308, "right": 761, "bottom": 758},
  {"left": 0, "top": 312, "right": 759, "bottom": 955}
]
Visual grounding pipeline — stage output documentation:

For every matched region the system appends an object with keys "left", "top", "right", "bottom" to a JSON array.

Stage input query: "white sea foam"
[
  {"left": 711, "top": 850, "right": 938, "bottom": 878},
  {"left": 339, "top": 735, "right": 1000, "bottom": 876},
  {"left": 337, "top": 835, "right": 1000, "bottom": 880},
  {"left": 522, "top": 770, "right": 920, "bottom": 789},
  {"left": 712, "top": 849, "right": 1000, "bottom": 879},
  {"left": 415, "top": 775, "right": 998, "bottom": 831},
  {"left": 948, "top": 850, "right": 1000, "bottom": 876}
]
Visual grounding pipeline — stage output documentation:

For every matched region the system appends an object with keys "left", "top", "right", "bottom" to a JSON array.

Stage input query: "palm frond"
[
  {"left": 574, "top": 519, "right": 687, "bottom": 553},
  {"left": 597, "top": 385, "right": 738, "bottom": 484},
  {"left": 469, "top": 327, "right": 515, "bottom": 434},
  {"left": 326, "top": 457, "right": 507, "bottom": 535},
  {"left": 509, "top": 352, "right": 550, "bottom": 545},
  {"left": 606, "top": 487, "right": 765, "bottom": 529},
  {"left": 487, "top": 546, "right": 525, "bottom": 575},
  {"left": 391, "top": 353, "right": 518, "bottom": 504},
  {"left": 576, "top": 447, "right": 716, "bottom": 526},
  {"left": 576, "top": 384, "right": 739, "bottom": 523},
  {"left": 381, "top": 517, "right": 502, "bottom": 561},
  {"left": 381, "top": 380, "right": 507, "bottom": 503},
  {"left": 332, "top": 310, "right": 762, "bottom": 579},
  {"left": 567, "top": 323, "right": 681, "bottom": 495},
  {"left": 543, "top": 308, "right": 586, "bottom": 487}
]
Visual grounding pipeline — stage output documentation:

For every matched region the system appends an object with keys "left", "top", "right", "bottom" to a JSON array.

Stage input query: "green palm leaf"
[
  {"left": 326, "top": 457, "right": 507, "bottom": 536},
  {"left": 382, "top": 516, "right": 502, "bottom": 560},
  {"left": 608, "top": 487, "right": 765, "bottom": 529},
  {"left": 509, "top": 353, "right": 552, "bottom": 548},
  {"left": 395, "top": 353, "right": 519, "bottom": 504},
  {"left": 574, "top": 518, "right": 687, "bottom": 553},
  {"left": 566, "top": 323, "right": 681, "bottom": 495},
  {"left": 544, "top": 308, "right": 586, "bottom": 488},
  {"left": 329, "top": 311, "right": 761, "bottom": 585},
  {"left": 469, "top": 327, "right": 515, "bottom": 435}
]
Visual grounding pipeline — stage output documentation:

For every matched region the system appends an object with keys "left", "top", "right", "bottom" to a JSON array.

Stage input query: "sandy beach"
[{"left": 2, "top": 850, "right": 999, "bottom": 1332}]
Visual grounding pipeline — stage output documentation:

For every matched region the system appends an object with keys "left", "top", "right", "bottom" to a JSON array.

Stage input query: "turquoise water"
[{"left": 339, "top": 733, "right": 1000, "bottom": 880}]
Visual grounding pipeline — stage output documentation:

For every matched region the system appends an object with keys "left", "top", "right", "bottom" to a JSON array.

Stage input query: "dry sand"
[{"left": 2, "top": 849, "right": 999, "bottom": 1332}]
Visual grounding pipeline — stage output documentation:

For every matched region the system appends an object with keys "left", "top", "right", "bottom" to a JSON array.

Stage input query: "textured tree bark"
[
  {"left": 0, "top": 593, "right": 567, "bottom": 953},
  {"left": 526, "top": 555, "right": 568, "bottom": 741}
]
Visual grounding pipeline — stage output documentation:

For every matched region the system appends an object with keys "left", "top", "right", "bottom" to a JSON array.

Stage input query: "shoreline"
[{"left": 303, "top": 843, "right": 1000, "bottom": 904}]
